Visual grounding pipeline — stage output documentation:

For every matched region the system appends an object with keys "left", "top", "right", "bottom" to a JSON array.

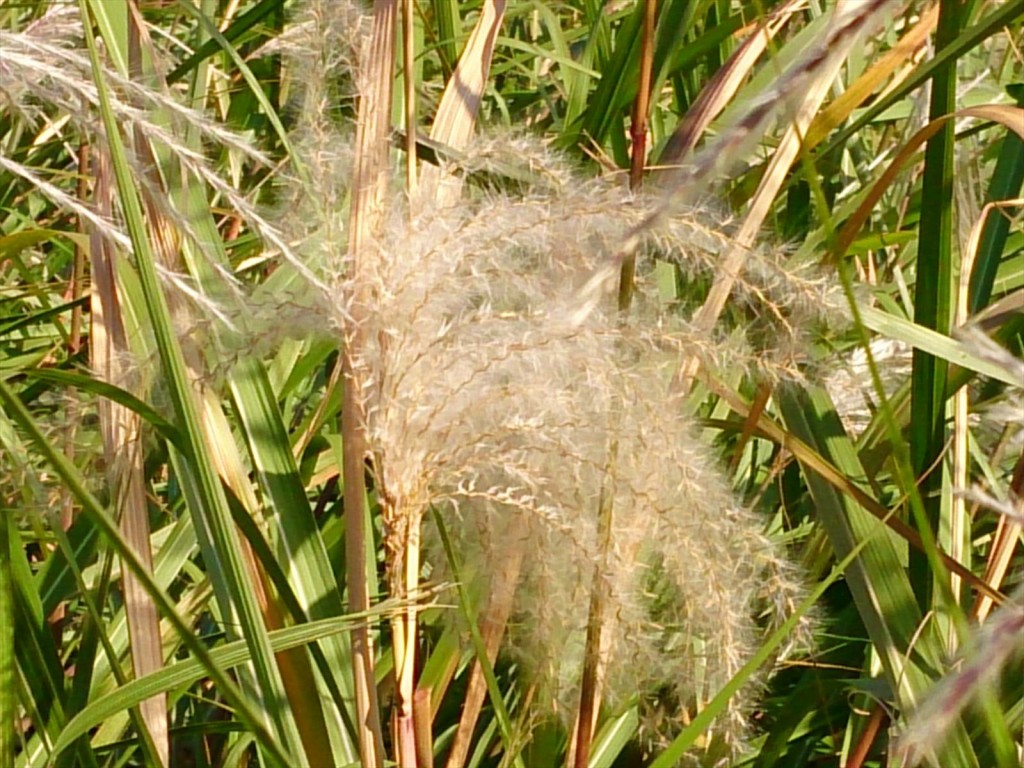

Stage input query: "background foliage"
[{"left": 1, "top": 1, "right": 1022, "bottom": 767}]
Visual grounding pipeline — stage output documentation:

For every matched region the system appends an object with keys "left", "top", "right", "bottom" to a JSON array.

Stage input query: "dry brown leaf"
[{"left": 420, "top": 0, "right": 507, "bottom": 205}]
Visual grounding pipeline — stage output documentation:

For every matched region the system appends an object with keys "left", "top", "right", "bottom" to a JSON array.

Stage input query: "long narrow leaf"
[
  {"left": 0, "top": 376, "right": 292, "bottom": 767},
  {"left": 78, "top": 3, "right": 307, "bottom": 762}
]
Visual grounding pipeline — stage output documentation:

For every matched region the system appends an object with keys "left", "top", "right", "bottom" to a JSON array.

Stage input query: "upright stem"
[
  {"left": 397, "top": 8, "right": 419, "bottom": 754},
  {"left": 571, "top": 462, "right": 616, "bottom": 768},
  {"left": 619, "top": 0, "right": 657, "bottom": 313},
  {"left": 909, "top": 0, "right": 958, "bottom": 609},
  {"left": 403, "top": 0, "right": 417, "bottom": 193},
  {"left": 628, "top": 0, "right": 656, "bottom": 192},
  {"left": 55, "top": 138, "right": 91, "bottom": 634},
  {"left": 340, "top": 356, "right": 384, "bottom": 768},
  {"left": 575, "top": 5, "right": 657, "bottom": 763},
  {"left": 343, "top": 3, "right": 398, "bottom": 765},
  {"left": 389, "top": 507, "right": 421, "bottom": 767}
]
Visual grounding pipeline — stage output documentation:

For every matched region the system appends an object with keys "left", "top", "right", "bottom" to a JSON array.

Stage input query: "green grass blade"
[
  {"left": 432, "top": 0, "right": 461, "bottom": 78},
  {"left": 78, "top": 3, "right": 306, "bottom": 762},
  {"left": 560, "top": 0, "right": 609, "bottom": 132},
  {"left": 230, "top": 356, "right": 360, "bottom": 763},
  {"left": 175, "top": 1, "right": 308, "bottom": 185},
  {"left": 857, "top": 304, "right": 1021, "bottom": 387},
  {"left": 50, "top": 608, "right": 405, "bottom": 758},
  {"left": 969, "top": 87, "right": 1024, "bottom": 312},
  {"left": 777, "top": 385, "right": 926, "bottom": 686},
  {"left": 0, "top": 505, "right": 15, "bottom": 767},
  {"left": 0, "top": 376, "right": 291, "bottom": 767},
  {"left": 587, "top": 706, "right": 637, "bottom": 768},
  {"left": 909, "top": 0, "right": 958, "bottom": 607},
  {"left": 166, "top": 0, "right": 284, "bottom": 83},
  {"left": 567, "top": 0, "right": 643, "bottom": 158},
  {"left": 777, "top": 383, "right": 980, "bottom": 767}
]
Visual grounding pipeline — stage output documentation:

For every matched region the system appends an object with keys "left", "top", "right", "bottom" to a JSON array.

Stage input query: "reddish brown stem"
[
  {"left": 619, "top": 0, "right": 657, "bottom": 313},
  {"left": 628, "top": 0, "right": 657, "bottom": 192},
  {"left": 847, "top": 704, "right": 888, "bottom": 768}
]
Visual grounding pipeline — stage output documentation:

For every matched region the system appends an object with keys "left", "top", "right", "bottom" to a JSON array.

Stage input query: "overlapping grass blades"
[{"left": 1, "top": 1, "right": 1021, "bottom": 766}]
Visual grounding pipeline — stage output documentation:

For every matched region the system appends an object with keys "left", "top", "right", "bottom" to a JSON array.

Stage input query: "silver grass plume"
[
  {"left": 264, "top": 2, "right": 841, "bottom": 761},
  {"left": 0, "top": 1, "right": 846, "bottom": 762},
  {"left": 0, "top": 6, "right": 326, "bottom": 354},
  {"left": 308, "top": 132, "right": 822, "bottom": 760}
]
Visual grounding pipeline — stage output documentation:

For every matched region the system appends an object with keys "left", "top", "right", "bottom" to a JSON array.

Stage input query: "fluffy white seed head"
[{"left": 321, "top": 133, "right": 820, "bottom": 756}]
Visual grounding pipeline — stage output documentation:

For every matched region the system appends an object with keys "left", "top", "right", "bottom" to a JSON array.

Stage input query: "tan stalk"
[
  {"left": 69, "top": 140, "right": 89, "bottom": 356},
  {"left": 403, "top": 0, "right": 417, "bottom": 193},
  {"left": 571, "top": 3, "right": 658, "bottom": 765},
  {"left": 414, "top": 687, "right": 434, "bottom": 767},
  {"left": 88, "top": 151, "right": 169, "bottom": 767},
  {"left": 396, "top": 3, "right": 419, "bottom": 757},
  {"left": 77, "top": 14, "right": 181, "bottom": 734},
  {"left": 218, "top": 0, "right": 243, "bottom": 32},
  {"left": 617, "top": 0, "right": 657, "bottom": 312},
  {"left": 52, "top": 137, "right": 91, "bottom": 640},
  {"left": 627, "top": 0, "right": 656, "bottom": 192},
  {"left": 847, "top": 705, "right": 889, "bottom": 768},
  {"left": 972, "top": 456, "right": 1024, "bottom": 623},
  {"left": 570, "top": 454, "right": 617, "bottom": 768},
  {"left": 419, "top": 0, "right": 506, "bottom": 206},
  {"left": 387, "top": 499, "right": 421, "bottom": 767},
  {"left": 728, "top": 382, "right": 772, "bottom": 472},
  {"left": 346, "top": 3, "right": 397, "bottom": 766}
]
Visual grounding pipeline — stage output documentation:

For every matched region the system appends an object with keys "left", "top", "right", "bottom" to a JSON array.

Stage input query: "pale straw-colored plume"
[
  {"left": 296, "top": 128, "right": 820, "bottom": 760},
  {"left": 2, "top": 1, "right": 836, "bottom": 763},
  {"left": 251, "top": 1, "right": 835, "bottom": 759}
]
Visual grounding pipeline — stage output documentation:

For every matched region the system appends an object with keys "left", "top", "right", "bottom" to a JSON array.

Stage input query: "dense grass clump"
[{"left": 1, "top": 1, "right": 1022, "bottom": 767}]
